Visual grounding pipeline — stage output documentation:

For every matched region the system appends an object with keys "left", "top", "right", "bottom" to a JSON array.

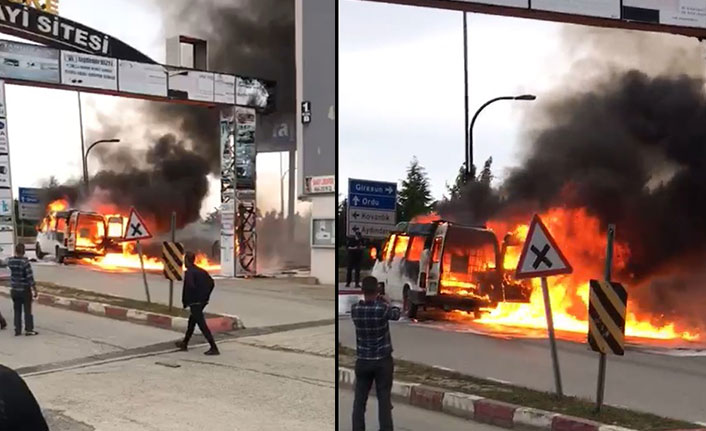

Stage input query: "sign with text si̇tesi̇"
[{"left": 347, "top": 178, "right": 397, "bottom": 239}]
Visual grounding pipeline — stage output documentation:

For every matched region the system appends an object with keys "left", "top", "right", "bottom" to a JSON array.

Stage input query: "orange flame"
[{"left": 479, "top": 208, "right": 700, "bottom": 342}]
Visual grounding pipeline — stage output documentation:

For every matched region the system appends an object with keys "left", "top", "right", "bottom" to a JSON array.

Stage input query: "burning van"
[
  {"left": 36, "top": 209, "right": 119, "bottom": 263},
  {"left": 371, "top": 220, "right": 532, "bottom": 318}
]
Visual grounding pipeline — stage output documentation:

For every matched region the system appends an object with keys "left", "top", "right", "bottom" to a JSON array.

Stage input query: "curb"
[
  {"left": 337, "top": 367, "right": 637, "bottom": 431},
  {"left": 0, "top": 286, "right": 245, "bottom": 333}
]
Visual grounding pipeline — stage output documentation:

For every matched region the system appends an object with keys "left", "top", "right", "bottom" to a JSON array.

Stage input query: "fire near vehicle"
[
  {"left": 36, "top": 209, "right": 124, "bottom": 262},
  {"left": 371, "top": 220, "right": 532, "bottom": 318}
]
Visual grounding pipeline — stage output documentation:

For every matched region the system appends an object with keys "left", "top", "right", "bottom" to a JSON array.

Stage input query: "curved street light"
[
  {"left": 466, "top": 94, "right": 537, "bottom": 177},
  {"left": 83, "top": 139, "right": 121, "bottom": 192}
]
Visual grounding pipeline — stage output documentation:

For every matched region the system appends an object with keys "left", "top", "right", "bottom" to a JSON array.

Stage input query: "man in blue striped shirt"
[
  {"left": 350, "top": 276, "right": 401, "bottom": 431},
  {"left": 7, "top": 244, "right": 38, "bottom": 336}
]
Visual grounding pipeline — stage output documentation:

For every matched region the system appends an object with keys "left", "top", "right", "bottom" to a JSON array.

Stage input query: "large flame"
[{"left": 479, "top": 208, "right": 700, "bottom": 342}]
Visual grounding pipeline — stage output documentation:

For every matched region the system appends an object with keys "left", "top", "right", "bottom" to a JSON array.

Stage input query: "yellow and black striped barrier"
[
  {"left": 588, "top": 279, "right": 627, "bottom": 356},
  {"left": 162, "top": 241, "right": 184, "bottom": 281}
]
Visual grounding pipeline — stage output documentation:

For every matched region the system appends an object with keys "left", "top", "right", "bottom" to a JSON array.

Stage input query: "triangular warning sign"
[
  {"left": 123, "top": 207, "right": 153, "bottom": 241},
  {"left": 515, "top": 214, "right": 573, "bottom": 280}
]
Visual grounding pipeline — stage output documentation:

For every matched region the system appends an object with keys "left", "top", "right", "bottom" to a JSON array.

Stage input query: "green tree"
[
  {"left": 479, "top": 157, "right": 493, "bottom": 185},
  {"left": 397, "top": 157, "right": 434, "bottom": 222}
]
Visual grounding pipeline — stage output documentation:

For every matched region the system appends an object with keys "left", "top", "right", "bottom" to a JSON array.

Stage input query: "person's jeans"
[
  {"left": 346, "top": 256, "right": 362, "bottom": 286},
  {"left": 183, "top": 304, "right": 217, "bottom": 349},
  {"left": 11, "top": 289, "right": 33, "bottom": 334},
  {"left": 352, "top": 356, "right": 394, "bottom": 431}
]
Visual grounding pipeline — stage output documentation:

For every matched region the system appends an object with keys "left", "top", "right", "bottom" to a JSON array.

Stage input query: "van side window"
[
  {"left": 393, "top": 235, "right": 409, "bottom": 260},
  {"left": 431, "top": 236, "right": 443, "bottom": 263},
  {"left": 406, "top": 236, "right": 425, "bottom": 262}
]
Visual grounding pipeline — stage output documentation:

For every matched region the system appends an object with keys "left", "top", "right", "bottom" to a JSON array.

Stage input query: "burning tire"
[
  {"left": 35, "top": 243, "right": 46, "bottom": 260},
  {"left": 403, "top": 286, "right": 418, "bottom": 319}
]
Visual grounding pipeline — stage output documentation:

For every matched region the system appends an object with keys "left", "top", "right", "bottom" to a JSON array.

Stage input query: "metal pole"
[
  {"left": 595, "top": 224, "right": 615, "bottom": 412},
  {"left": 137, "top": 240, "right": 151, "bottom": 303},
  {"left": 288, "top": 150, "right": 296, "bottom": 242},
  {"left": 541, "top": 276, "right": 563, "bottom": 397},
  {"left": 463, "top": 12, "right": 470, "bottom": 178},
  {"left": 77, "top": 92, "right": 87, "bottom": 195},
  {"left": 169, "top": 212, "right": 176, "bottom": 311},
  {"left": 280, "top": 153, "right": 285, "bottom": 217}
]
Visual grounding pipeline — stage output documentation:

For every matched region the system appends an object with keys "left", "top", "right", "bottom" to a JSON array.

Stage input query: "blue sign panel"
[
  {"left": 348, "top": 193, "right": 396, "bottom": 210},
  {"left": 19, "top": 187, "right": 40, "bottom": 204},
  {"left": 349, "top": 179, "right": 397, "bottom": 197}
]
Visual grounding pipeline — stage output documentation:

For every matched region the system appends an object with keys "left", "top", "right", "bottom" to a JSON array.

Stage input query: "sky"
[
  {"left": 4, "top": 0, "right": 293, "bottom": 217},
  {"left": 338, "top": 0, "right": 572, "bottom": 201}
]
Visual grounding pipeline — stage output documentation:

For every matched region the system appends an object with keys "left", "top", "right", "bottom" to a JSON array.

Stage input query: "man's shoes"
[
  {"left": 204, "top": 348, "right": 220, "bottom": 356},
  {"left": 14, "top": 331, "right": 20, "bottom": 336},
  {"left": 175, "top": 341, "right": 188, "bottom": 351},
  {"left": 355, "top": 284, "right": 361, "bottom": 288},
  {"left": 0, "top": 320, "right": 6, "bottom": 330},
  {"left": 25, "top": 331, "right": 38, "bottom": 336}
]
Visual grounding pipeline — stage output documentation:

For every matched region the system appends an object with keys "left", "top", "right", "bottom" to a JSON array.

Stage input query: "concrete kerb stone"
[
  {"left": 513, "top": 407, "right": 558, "bottom": 430},
  {"left": 335, "top": 367, "right": 639, "bottom": 431},
  {"left": 442, "top": 392, "right": 483, "bottom": 419}
]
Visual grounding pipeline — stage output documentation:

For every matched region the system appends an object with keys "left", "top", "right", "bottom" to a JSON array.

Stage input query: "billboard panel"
[
  {"left": 623, "top": 0, "right": 706, "bottom": 28},
  {"left": 234, "top": 107, "right": 256, "bottom": 190},
  {"left": 167, "top": 68, "right": 215, "bottom": 102},
  {"left": 118, "top": 60, "right": 168, "bottom": 97},
  {"left": 0, "top": 40, "right": 59, "bottom": 84},
  {"left": 215, "top": 73, "right": 236, "bottom": 105},
  {"left": 61, "top": 51, "right": 118, "bottom": 91},
  {"left": 0, "top": 155, "right": 10, "bottom": 188},
  {"left": 531, "top": 0, "right": 620, "bottom": 18}
]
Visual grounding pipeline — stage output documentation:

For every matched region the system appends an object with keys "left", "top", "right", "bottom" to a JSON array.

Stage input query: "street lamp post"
[
  {"left": 466, "top": 94, "right": 536, "bottom": 178},
  {"left": 84, "top": 139, "right": 120, "bottom": 192}
]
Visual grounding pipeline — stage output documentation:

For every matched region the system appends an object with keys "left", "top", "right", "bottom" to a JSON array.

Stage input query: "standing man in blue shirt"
[
  {"left": 350, "top": 276, "right": 401, "bottom": 431},
  {"left": 7, "top": 244, "right": 38, "bottom": 337}
]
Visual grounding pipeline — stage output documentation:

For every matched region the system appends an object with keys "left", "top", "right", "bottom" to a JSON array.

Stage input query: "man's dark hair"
[
  {"left": 361, "top": 276, "right": 378, "bottom": 294},
  {"left": 185, "top": 251, "right": 196, "bottom": 266},
  {"left": 15, "top": 243, "right": 24, "bottom": 255}
]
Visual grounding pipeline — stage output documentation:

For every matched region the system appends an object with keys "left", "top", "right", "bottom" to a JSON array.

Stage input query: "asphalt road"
[
  {"left": 338, "top": 390, "right": 505, "bottom": 431},
  {"left": 27, "top": 263, "right": 334, "bottom": 328},
  {"left": 339, "top": 316, "right": 706, "bottom": 424}
]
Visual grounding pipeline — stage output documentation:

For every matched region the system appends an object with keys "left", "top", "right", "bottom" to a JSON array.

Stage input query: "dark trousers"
[
  {"left": 183, "top": 304, "right": 217, "bottom": 349},
  {"left": 352, "top": 356, "right": 394, "bottom": 431},
  {"left": 347, "top": 256, "right": 362, "bottom": 286},
  {"left": 11, "top": 290, "right": 33, "bottom": 334}
]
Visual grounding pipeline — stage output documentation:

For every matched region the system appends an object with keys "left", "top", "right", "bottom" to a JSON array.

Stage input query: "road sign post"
[
  {"left": 123, "top": 207, "right": 154, "bottom": 304},
  {"left": 515, "top": 214, "right": 573, "bottom": 398},
  {"left": 596, "top": 225, "right": 615, "bottom": 412}
]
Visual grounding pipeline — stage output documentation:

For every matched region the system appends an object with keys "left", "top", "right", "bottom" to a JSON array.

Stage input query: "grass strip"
[{"left": 338, "top": 345, "right": 700, "bottom": 431}]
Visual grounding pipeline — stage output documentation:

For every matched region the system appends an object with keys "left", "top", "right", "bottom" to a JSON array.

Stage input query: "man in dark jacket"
[
  {"left": 7, "top": 243, "right": 38, "bottom": 336},
  {"left": 346, "top": 227, "right": 365, "bottom": 288},
  {"left": 0, "top": 364, "right": 49, "bottom": 431},
  {"left": 175, "top": 251, "right": 219, "bottom": 355}
]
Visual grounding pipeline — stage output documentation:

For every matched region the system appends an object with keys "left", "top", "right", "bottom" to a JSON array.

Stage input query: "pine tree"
[
  {"left": 479, "top": 157, "right": 493, "bottom": 185},
  {"left": 445, "top": 162, "right": 470, "bottom": 202},
  {"left": 398, "top": 157, "right": 434, "bottom": 221}
]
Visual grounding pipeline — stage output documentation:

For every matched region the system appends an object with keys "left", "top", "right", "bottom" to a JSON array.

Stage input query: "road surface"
[
  {"left": 339, "top": 316, "right": 706, "bottom": 424},
  {"left": 28, "top": 263, "right": 334, "bottom": 328},
  {"left": 338, "top": 389, "right": 505, "bottom": 431}
]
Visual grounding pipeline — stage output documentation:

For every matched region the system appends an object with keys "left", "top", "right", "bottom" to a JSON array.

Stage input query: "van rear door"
[{"left": 425, "top": 223, "right": 448, "bottom": 296}]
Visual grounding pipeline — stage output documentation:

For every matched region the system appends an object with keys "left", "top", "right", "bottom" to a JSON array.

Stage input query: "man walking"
[
  {"left": 351, "top": 276, "right": 401, "bottom": 431},
  {"left": 346, "top": 227, "right": 365, "bottom": 287},
  {"left": 7, "top": 244, "right": 38, "bottom": 336},
  {"left": 175, "top": 251, "right": 220, "bottom": 355}
]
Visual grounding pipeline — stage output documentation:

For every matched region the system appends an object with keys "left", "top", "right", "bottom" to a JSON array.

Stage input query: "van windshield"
[{"left": 75, "top": 214, "right": 106, "bottom": 251}]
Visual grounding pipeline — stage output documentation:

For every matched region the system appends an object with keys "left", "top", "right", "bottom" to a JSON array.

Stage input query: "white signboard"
[
  {"left": 0, "top": 40, "right": 60, "bottom": 84},
  {"left": 532, "top": 0, "right": 620, "bottom": 18},
  {"left": 236, "top": 77, "right": 269, "bottom": 108},
  {"left": 0, "top": 119, "right": 8, "bottom": 154},
  {"left": 624, "top": 0, "right": 706, "bottom": 28},
  {"left": 61, "top": 51, "right": 118, "bottom": 91},
  {"left": 215, "top": 73, "right": 236, "bottom": 105},
  {"left": 460, "top": 0, "right": 528, "bottom": 7},
  {"left": 118, "top": 60, "right": 168, "bottom": 97},
  {"left": 0, "top": 155, "right": 10, "bottom": 188},
  {"left": 306, "top": 175, "right": 335, "bottom": 194},
  {"left": 168, "top": 69, "right": 215, "bottom": 102}
]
